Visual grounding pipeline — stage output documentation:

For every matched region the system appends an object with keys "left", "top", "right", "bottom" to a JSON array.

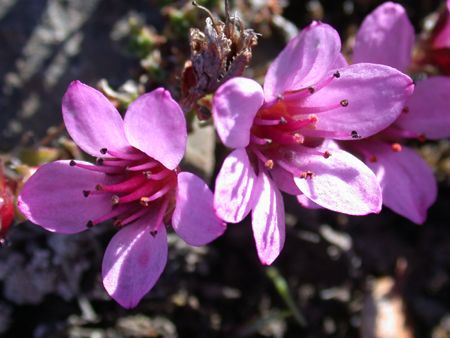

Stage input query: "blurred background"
[{"left": 1, "top": 0, "right": 450, "bottom": 337}]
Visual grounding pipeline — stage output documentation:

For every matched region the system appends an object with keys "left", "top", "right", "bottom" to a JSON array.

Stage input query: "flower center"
[
  {"left": 247, "top": 70, "right": 353, "bottom": 179},
  {"left": 71, "top": 147, "right": 177, "bottom": 233}
]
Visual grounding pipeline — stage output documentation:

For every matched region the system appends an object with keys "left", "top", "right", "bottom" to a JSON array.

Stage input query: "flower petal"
[
  {"left": 213, "top": 77, "right": 263, "bottom": 148},
  {"left": 302, "top": 63, "right": 414, "bottom": 139},
  {"left": 172, "top": 172, "right": 226, "bottom": 246},
  {"left": 264, "top": 22, "right": 341, "bottom": 100},
  {"left": 214, "top": 149, "right": 257, "bottom": 223},
  {"left": 293, "top": 147, "right": 382, "bottom": 215},
  {"left": 396, "top": 77, "right": 450, "bottom": 139},
  {"left": 62, "top": 81, "right": 130, "bottom": 157},
  {"left": 353, "top": 2, "right": 414, "bottom": 72},
  {"left": 124, "top": 88, "right": 187, "bottom": 170},
  {"left": 296, "top": 195, "right": 322, "bottom": 209},
  {"left": 18, "top": 160, "right": 114, "bottom": 234},
  {"left": 102, "top": 213, "right": 168, "bottom": 308},
  {"left": 269, "top": 165, "right": 301, "bottom": 195},
  {"left": 251, "top": 171, "right": 285, "bottom": 265},
  {"left": 362, "top": 141, "right": 437, "bottom": 224}
]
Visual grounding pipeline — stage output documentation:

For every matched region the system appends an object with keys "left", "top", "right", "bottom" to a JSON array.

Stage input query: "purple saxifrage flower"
[
  {"left": 346, "top": 2, "right": 450, "bottom": 223},
  {"left": 212, "top": 22, "right": 414, "bottom": 265},
  {"left": 18, "top": 81, "right": 225, "bottom": 308}
]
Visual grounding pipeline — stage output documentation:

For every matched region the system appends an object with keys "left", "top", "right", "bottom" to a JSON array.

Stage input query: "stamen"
[
  {"left": 323, "top": 151, "right": 331, "bottom": 159},
  {"left": 105, "top": 149, "right": 146, "bottom": 161},
  {"left": 333, "top": 71, "right": 341, "bottom": 78},
  {"left": 139, "top": 183, "right": 174, "bottom": 206},
  {"left": 148, "top": 170, "right": 173, "bottom": 181},
  {"left": 299, "top": 170, "right": 314, "bottom": 179},
  {"left": 101, "top": 159, "right": 132, "bottom": 167},
  {"left": 96, "top": 174, "right": 148, "bottom": 193},
  {"left": 86, "top": 220, "right": 94, "bottom": 228},
  {"left": 340, "top": 99, "right": 349, "bottom": 107},
  {"left": 83, "top": 190, "right": 90, "bottom": 197},
  {"left": 391, "top": 143, "right": 402, "bottom": 152},
  {"left": 369, "top": 155, "right": 378, "bottom": 163},
  {"left": 127, "top": 161, "right": 159, "bottom": 171},
  {"left": 250, "top": 146, "right": 271, "bottom": 164},
  {"left": 253, "top": 118, "right": 282, "bottom": 126},
  {"left": 91, "top": 205, "right": 132, "bottom": 225},
  {"left": 265, "top": 159, "right": 274, "bottom": 169},
  {"left": 70, "top": 161, "right": 123, "bottom": 174},
  {"left": 116, "top": 208, "right": 150, "bottom": 227},
  {"left": 117, "top": 181, "right": 157, "bottom": 204},
  {"left": 351, "top": 130, "right": 362, "bottom": 139},
  {"left": 251, "top": 135, "right": 272, "bottom": 145}
]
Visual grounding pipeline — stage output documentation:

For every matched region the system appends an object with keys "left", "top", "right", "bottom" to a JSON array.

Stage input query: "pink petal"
[
  {"left": 214, "top": 149, "right": 257, "bottom": 223},
  {"left": 172, "top": 172, "right": 226, "bottom": 246},
  {"left": 353, "top": 2, "right": 414, "bottom": 72},
  {"left": 396, "top": 77, "right": 450, "bottom": 139},
  {"left": 296, "top": 195, "right": 322, "bottom": 209},
  {"left": 62, "top": 81, "right": 130, "bottom": 157},
  {"left": 293, "top": 147, "right": 382, "bottom": 215},
  {"left": 251, "top": 171, "right": 285, "bottom": 265},
  {"left": 264, "top": 22, "right": 341, "bottom": 100},
  {"left": 18, "top": 160, "right": 114, "bottom": 234},
  {"left": 269, "top": 165, "right": 301, "bottom": 195},
  {"left": 302, "top": 63, "right": 414, "bottom": 139},
  {"left": 213, "top": 77, "right": 264, "bottom": 148},
  {"left": 124, "top": 88, "right": 187, "bottom": 170},
  {"left": 102, "top": 213, "right": 168, "bottom": 309},
  {"left": 363, "top": 141, "right": 437, "bottom": 224}
]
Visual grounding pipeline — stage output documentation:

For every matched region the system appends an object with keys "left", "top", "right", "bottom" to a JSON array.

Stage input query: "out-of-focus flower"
[
  {"left": 0, "top": 164, "right": 14, "bottom": 241},
  {"left": 212, "top": 22, "right": 413, "bottom": 264},
  {"left": 348, "top": 1, "right": 450, "bottom": 223},
  {"left": 18, "top": 81, "right": 225, "bottom": 308}
]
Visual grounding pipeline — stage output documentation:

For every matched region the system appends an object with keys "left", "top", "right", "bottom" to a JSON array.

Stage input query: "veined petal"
[
  {"left": 301, "top": 63, "right": 414, "bottom": 139},
  {"left": 251, "top": 171, "right": 285, "bottom": 265},
  {"left": 102, "top": 213, "right": 168, "bottom": 309},
  {"left": 213, "top": 77, "right": 263, "bottom": 148},
  {"left": 293, "top": 147, "right": 382, "bottom": 215},
  {"left": 124, "top": 88, "right": 187, "bottom": 170},
  {"left": 264, "top": 22, "right": 341, "bottom": 100},
  {"left": 214, "top": 149, "right": 257, "bottom": 223},
  {"left": 269, "top": 165, "right": 301, "bottom": 195},
  {"left": 18, "top": 160, "right": 114, "bottom": 234},
  {"left": 396, "top": 77, "right": 450, "bottom": 139},
  {"left": 363, "top": 141, "right": 437, "bottom": 224},
  {"left": 62, "top": 81, "right": 130, "bottom": 157},
  {"left": 353, "top": 2, "right": 414, "bottom": 72},
  {"left": 172, "top": 172, "right": 226, "bottom": 246}
]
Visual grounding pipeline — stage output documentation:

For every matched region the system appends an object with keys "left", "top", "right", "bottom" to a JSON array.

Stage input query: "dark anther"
[
  {"left": 308, "top": 87, "right": 315, "bottom": 94},
  {"left": 69, "top": 160, "right": 76, "bottom": 166},
  {"left": 100, "top": 148, "right": 108, "bottom": 155},
  {"left": 95, "top": 184, "right": 103, "bottom": 191},
  {"left": 86, "top": 220, "right": 94, "bottom": 228},
  {"left": 333, "top": 71, "right": 341, "bottom": 78},
  {"left": 96, "top": 158, "right": 104, "bottom": 165},
  {"left": 402, "top": 106, "right": 409, "bottom": 113},
  {"left": 323, "top": 151, "right": 331, "bottom": 159},
  {"left": 340, "top": 99, "right": 349, "bottom": 107},
  {"left": 82, "top": 190, "right": 90, "bottom": 197},
  {"left": 369, "top": 155, "right": 378, "bottom": 163},
  {"left": 418, "top": 133, "right": 426, "bottom": 143},
  {"left": 300, "top": 170, "right": 314, "bottom": 179},
  {"left": 150, "top": 230, "right": 158, "bottom": 237},
  {"left": 351, "top": 130, "right": 361, "bottom": 139}
]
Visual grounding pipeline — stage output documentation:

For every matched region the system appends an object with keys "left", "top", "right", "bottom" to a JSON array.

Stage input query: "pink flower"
[
  {"left": 348, "top": 2, "right": 450, "bottom": 223},
  {"left": 18, "top": 81, "right": 225, "bottom": 308},
  {"left": 212, "top": 22, "right": 413, "bottom": 265}
]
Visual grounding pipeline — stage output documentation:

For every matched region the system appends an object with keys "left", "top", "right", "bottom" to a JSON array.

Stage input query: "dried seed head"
[{"left": 180, "top": 0, "right": 259, "bottom": 113}]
